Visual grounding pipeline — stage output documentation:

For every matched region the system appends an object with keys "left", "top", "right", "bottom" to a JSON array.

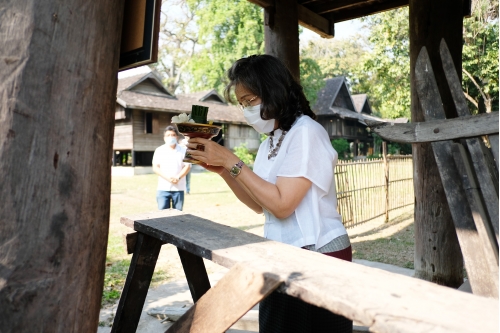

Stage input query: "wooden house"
[
  {"left": 313, "top": 76, "right": 374, "bottom": 156},
  {"left": 113, "top": 72, "right": 259, "bottom": 175}
]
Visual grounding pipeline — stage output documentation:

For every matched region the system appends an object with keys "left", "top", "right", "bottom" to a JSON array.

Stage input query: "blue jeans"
[{"left": 156, "top": 191, "right": 184, "bottom": 211}]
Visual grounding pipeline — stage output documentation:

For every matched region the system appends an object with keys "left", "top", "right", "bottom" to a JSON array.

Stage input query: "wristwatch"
[{"left": 229, "top": 160, "right": 244, "bottom": 178}]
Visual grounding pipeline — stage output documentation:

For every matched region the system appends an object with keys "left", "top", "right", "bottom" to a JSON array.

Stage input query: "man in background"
[{"left": 152, "top": 126, "right": 191, "bottom": 210}]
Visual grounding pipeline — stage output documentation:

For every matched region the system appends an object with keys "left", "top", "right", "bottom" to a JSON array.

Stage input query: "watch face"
[{"left": 230, "top": 166, "right": 240, "bottom": 176}]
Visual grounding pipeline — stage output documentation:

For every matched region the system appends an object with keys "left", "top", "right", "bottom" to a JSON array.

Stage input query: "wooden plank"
[
  {"left": 440, "top": 39, "right": 499, "bottom": 240},
  {"left": 328, "top": 0, "right": 408, "bottom": 23},
  {"left": 490, "top": 134, "right": 499, "bottom": 169},
  {"left": 123, "top": 232, "right": 138, "bottom": 254},
  {"left": 111, "top": 233, "right": 163, "bottom": 333},
  {"left": 177, "top": 248, "right": 211, "bottom": 303},
  {"left": 365, "top": 112, "right": 499, "bottom": 143},
  {"left": 415, "top": 47, "right": 498, "bottom": 298},
  {"left": 452, "top": 143, "right": 499, "bottom": 271},
  {"left": 121, "top": 210, "right": 499, "bottom": 333},
  {"left": 166, "top": 262, "right": 282, "bottom": 333}
]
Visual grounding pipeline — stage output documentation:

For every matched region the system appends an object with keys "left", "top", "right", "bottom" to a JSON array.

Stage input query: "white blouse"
[{"left": 253, "top": 115, "right": 347, "bottom": 249}]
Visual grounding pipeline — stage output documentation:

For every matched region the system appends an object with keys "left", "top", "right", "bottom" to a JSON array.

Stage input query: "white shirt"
[
  {"left": 152, "top": 144, "right": 187, "bottom": 191},
  {"left": 253, "top": 115, "right": 347, "bottom": 249}
]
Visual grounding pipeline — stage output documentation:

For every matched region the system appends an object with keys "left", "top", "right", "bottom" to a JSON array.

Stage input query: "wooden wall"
[
  {"left": 226, "top": 124, "right": 261, "bottom": 151},
  {"left": 132, "top": 109, "right": 172, "bottom": 151}
]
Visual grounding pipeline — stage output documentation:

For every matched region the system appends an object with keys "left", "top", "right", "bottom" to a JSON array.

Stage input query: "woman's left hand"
[{"left": 187, "top": 137, "right": 238, "bottom": 169}]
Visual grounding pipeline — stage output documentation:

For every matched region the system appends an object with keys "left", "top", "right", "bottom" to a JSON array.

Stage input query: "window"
[{"left": 145, "top": 113, "right": 153, "bottom": 133}]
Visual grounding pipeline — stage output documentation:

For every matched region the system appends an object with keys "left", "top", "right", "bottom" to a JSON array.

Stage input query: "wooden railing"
[{"left": 335, "top": 154, "right": 413, "bottom": 228}]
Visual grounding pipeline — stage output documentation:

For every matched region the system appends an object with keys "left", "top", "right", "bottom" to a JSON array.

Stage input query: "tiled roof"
[{"left": 116, "top": 75, "right": 246, "bottom": 124}]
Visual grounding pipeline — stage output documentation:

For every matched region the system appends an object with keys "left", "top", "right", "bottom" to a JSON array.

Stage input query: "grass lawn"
[{"left": 102, "top": 171, "right": 414, "bottom": 306}]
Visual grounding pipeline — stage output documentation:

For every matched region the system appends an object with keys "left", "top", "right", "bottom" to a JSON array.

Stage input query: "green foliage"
[
  {"left": 186, "top": 0, "right": 264, "bottom": 93},
  {"left": 102, "top": 259, "right": 130, "bottom": 306},
  {"left": 462, "top": 0, "right": 499, "bottom": 113},
  {"left": 233, "top": 142, "right": 257, "bottom": 165},
  {"left": 361, "top": 8, "right": 410, "bottom": 119},
  {"left": 300, "top": 57, "right": 326, "bottom": 105},
  {"left": 300, "top": 35, "right": 370, "bottom": 94},
  {"left": 331, "top": 139, "right": 350, "bottom": 159}
]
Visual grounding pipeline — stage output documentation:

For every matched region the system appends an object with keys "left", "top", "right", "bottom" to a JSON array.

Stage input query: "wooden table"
[{"left": 110, "top": 209, "right": 498, "bottom": 333}]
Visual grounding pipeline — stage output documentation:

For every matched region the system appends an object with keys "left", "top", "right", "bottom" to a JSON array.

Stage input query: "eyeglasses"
[{"left": 238, "top": 95, "right": 258, "bottom": 111}]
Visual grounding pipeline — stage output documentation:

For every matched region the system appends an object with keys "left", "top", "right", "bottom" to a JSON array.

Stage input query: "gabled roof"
[
  {"left": 116, "top": 75, "right": 246, "bottom": 124},
  {"left": 351, "top": 94, "right": 372, "bottom": 114},
  {"left": 313, "top": 76, "right": 356, "bottom": 116},
  {"left": 183, "top": 89, "right": 227, "bottom": 104}
]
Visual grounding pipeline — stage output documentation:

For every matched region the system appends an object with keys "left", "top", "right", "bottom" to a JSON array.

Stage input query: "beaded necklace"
[{"left": 268, "top": 130, "right": 287, "bottom": 159}]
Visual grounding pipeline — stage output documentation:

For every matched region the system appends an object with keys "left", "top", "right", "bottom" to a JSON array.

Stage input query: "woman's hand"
[
  {"left": 198, "top": 162, "right": 225, "bottom": 175},
  {"left": 187, "top": 137, "right": 239, "bottom": 170}
]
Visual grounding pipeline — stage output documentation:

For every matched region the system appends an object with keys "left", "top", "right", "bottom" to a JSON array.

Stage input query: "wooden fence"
[{"left": 335, "top": 155, "right": 414, "bottom": 228}]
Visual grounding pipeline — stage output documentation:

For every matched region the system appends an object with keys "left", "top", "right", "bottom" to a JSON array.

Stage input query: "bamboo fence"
[{"left": 335, "top": 155, "right": 414, "bottom": 229}]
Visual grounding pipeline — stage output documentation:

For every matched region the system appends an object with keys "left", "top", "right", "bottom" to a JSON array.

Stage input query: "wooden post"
[
  {"left": 383, "top": 142, "right": 389, "bottom": 222},
  {"left": 409, "top": 0, "right": 464, "bottom": 287},
  {"left": 264, "top": 0, "right": 300, "bottom": 80},
  {"left": 0, "top": 1, "right": 124, "bottom": 331}
]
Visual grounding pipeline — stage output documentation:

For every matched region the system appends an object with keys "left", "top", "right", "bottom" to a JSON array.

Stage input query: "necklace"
[{"left": 268, "top": 131, "right": 287, "bottom": 159}]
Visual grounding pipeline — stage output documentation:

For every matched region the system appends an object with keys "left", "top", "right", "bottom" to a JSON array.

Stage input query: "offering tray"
[{"left": 175, "top": 122, "right": 221, "bottom": 164}]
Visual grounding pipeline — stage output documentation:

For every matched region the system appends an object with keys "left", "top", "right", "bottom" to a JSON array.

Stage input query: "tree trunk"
[
  {"left": 0, "top": 0, "right": 124, "bottom": 331},
  {"left": 264, "top": 0, "right": 300, "bottom": 80},
  {"left": 409, "top": 0, "right": 464, "bottom": 287}
]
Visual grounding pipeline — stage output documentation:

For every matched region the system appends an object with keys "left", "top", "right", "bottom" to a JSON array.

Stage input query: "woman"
[{"left": 187, "top": 55, "right": 352, "bottom": 333}]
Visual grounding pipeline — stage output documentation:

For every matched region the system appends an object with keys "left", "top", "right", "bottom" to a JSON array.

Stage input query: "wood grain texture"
[
  {"left": 409, "top": 0, "right": 465, "bottom": 288},
  {"left": 121, "top": 210, "right": 499, "bottom": 333},
  {"left": 415, "top": 47, "right": 498, "bottom": 297},
  {"left": 165, "top": 262, "right": 281, "bottom": 333},
  {"left": 439, "top": 39, "right": 499, "bottom": 242},
  {"left": 366, "top": 112, "right": 499, "bottom": 143},
  {"left": 489, "top": 134, "right": 499, "bottom": 169},
  {"left": 0, "top": 1, "right": 124, "bottom": 332},
  {"left": 264, "top": 0, "right": 300, "bottom": 80}
]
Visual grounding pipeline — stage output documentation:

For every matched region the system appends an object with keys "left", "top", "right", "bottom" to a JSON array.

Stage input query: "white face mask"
[
  {"left": 243, "top": 104, "right": 275, "bottom": 134},
  {"left": 165, "top": 137, "right": 177, "bottom": 146}
]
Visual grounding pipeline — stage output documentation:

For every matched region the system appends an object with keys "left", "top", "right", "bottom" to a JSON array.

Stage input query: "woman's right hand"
[{"left": 199, "top": 162, "right": 225, "bottom": 175}]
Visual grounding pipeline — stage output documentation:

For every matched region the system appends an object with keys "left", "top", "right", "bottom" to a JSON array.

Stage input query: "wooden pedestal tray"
[{"left": 175, "top": 123, "right": 221, "bottom": 164}]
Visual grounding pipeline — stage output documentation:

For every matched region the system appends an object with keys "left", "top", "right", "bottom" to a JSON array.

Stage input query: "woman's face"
[{"left": 235, "top": 84, "right": 261, "bottom": 109}]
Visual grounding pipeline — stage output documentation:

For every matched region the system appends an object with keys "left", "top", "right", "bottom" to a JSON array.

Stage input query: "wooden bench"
[{"left": 110, "top": 209, "right": 498, "bottom": 333}]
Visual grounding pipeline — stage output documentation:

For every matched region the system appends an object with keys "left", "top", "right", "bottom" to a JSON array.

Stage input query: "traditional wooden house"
[
  {"left": 351, "top": 94, "right": 373, "bottom": 115},
  {"left": 113, "top": 72, "right": 259, "bottom": 175},
  {"left": 313, "top": 76, "right": 374, "bottom": 156}
]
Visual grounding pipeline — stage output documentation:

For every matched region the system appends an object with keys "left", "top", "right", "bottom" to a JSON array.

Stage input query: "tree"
[
  {"left": 151, "top": 0, "right": 200, "bottom": 94},
  {"left": 186, "top": 0, "right": 265, "bottom": 93},
  {"left": 362, "top": 8, "right": 411, "bottom": 119},
  {"left": 299, "top": 57, "right": 325, "bottom": 105},
  {"left": 300, "top": 35, "right": 370, "bottom": 94},
  {"left": 462, "top": 0, "right": 499, "bottom": 113}
]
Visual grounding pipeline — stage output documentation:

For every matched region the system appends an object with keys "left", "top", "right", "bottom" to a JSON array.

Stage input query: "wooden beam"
[
  {"left": 166, "top": 262, "right": 282, "bottom": 333},
  {"left": 248, "top": 0, "right": 334, "bottom": 38},
  {"left": 298, "top": 4, "right": 334, "bottom": 38},
  {"left": 330, "top": 0, "right": 408, "bottom": 22},
  {"left": 415, "top": 47, "right": 498, "bottom": 298},
  {"left": 366, "top": 112, "right": 499, "bottom": 143},
  {"left": 440, "top": 39, "right": 499, "bottom": 243},
  {"left": 0, "top": 1, "right": 124, "bottom": 331},
  {"left": 121, "top": 210, "right": 499, "bottom": 332}
]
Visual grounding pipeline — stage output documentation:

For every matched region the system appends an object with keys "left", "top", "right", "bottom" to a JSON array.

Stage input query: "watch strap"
[{"left": 230, "top": 160, "right": 244, "bottom": 178}]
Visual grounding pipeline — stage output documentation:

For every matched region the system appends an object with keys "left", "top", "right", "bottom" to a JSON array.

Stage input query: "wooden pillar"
[
  {"left": 264, "top": 0, "right": 300, "bottom": 80},
  {"left": 0, "top": 0, "right": 124, "bottom": 331},
  {"left": 409, "top": 0, "right": 464, "bottom": 287}
]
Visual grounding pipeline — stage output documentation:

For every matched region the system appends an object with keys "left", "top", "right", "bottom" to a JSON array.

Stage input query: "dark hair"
[
  {"left": 224, "top": 54, "right": 316, "bottom": 132},
  {"left": 164, "top": 125, "right": 180, "bottom": 136}
]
